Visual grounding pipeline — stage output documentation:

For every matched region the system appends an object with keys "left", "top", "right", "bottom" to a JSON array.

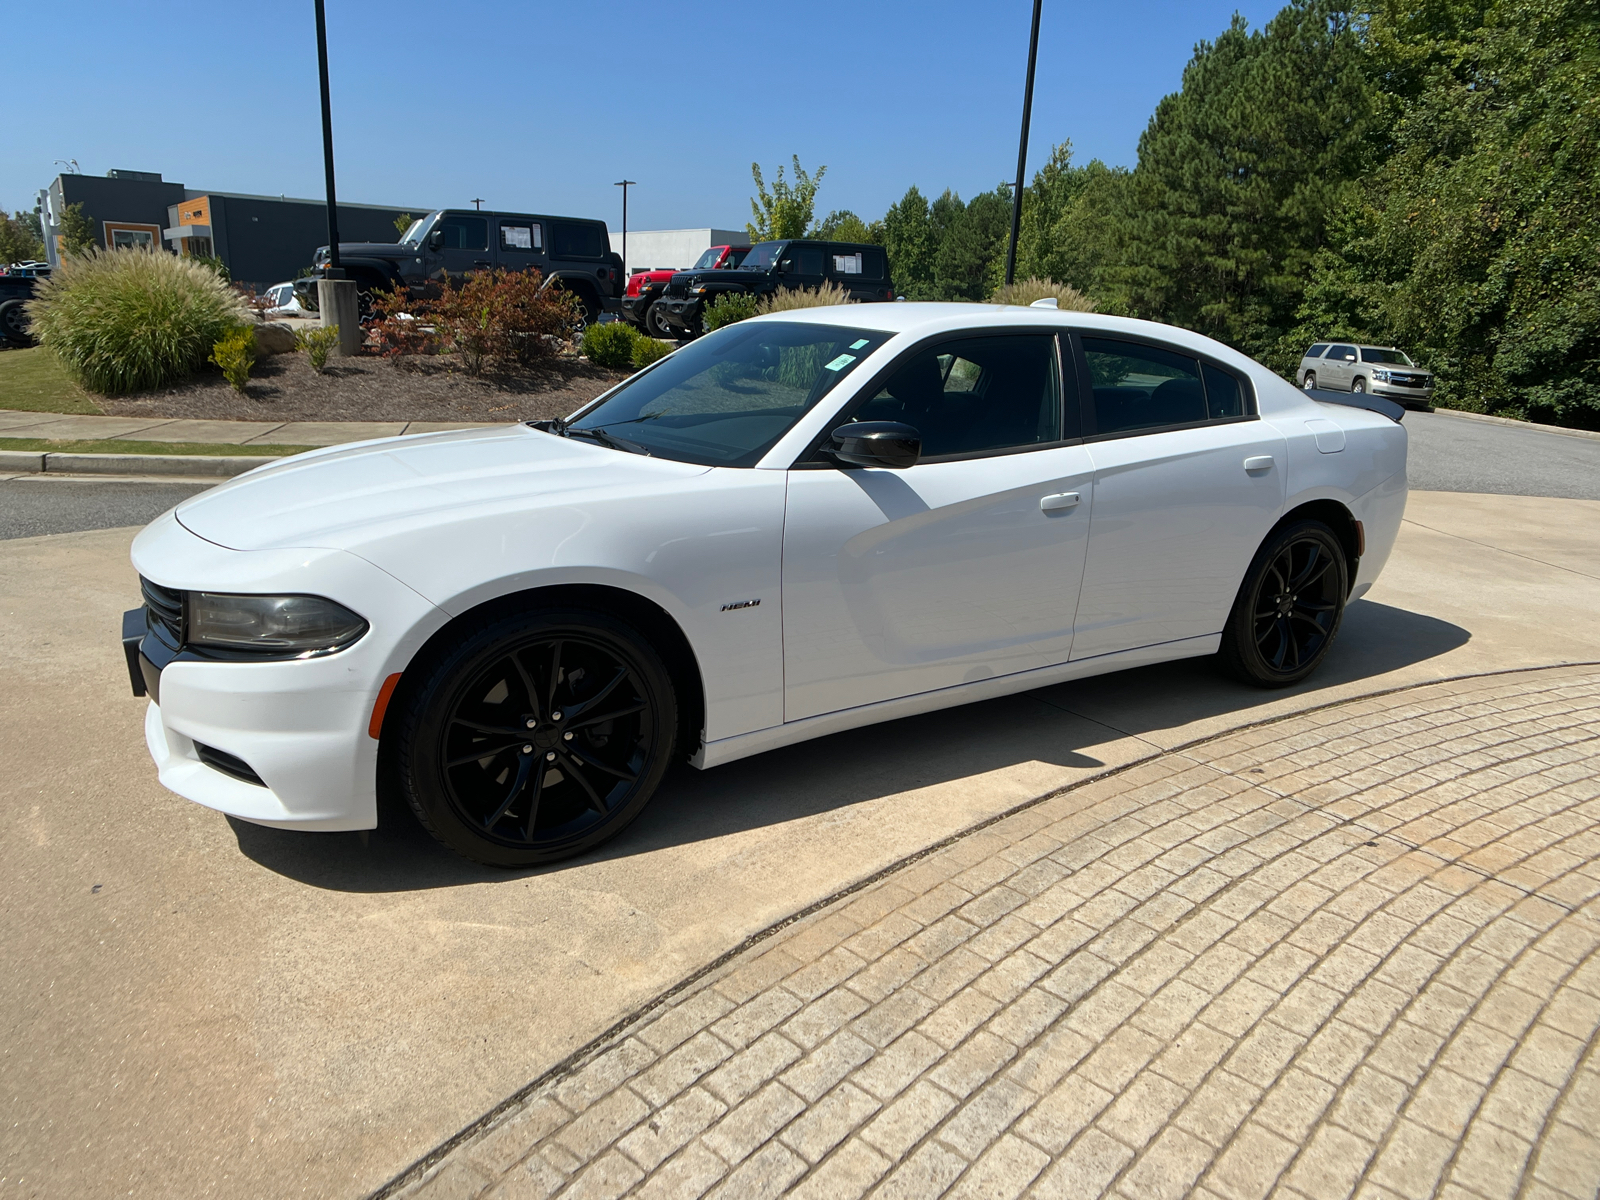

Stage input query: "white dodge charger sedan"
[{"left": 123, "top": 304, "right": 1408, "bottom": 866}]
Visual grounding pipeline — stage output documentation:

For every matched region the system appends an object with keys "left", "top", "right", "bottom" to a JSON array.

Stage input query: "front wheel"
[
  {"left": 0, "top": 300, "right": 32, "bottom": 346},
  {"left": 1219, "top": 521, "right": 1348, "bottom": 687},
  {"left": 390, "top": 608, "right": 678, "bottom": 866},
  {"left": 643, "top": 300, "right": 674, "bottom": 340},
  {"left": 1352, "top": 376, "right": 1366, "bottom": 393},
  {"left": 1301, "top": 372, "right": 1316, "bottom": 391}
]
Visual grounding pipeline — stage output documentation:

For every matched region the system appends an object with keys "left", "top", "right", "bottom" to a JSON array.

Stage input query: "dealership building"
[{"left": 36, "top": 169, "right": 427, "bottom": 292}]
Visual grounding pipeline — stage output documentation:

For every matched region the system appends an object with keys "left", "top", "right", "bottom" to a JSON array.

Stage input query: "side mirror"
[
  {"left": 428, "top": 229, "right": 444, "bottom": 251},
  {"left": 831, "top": 422, "right": 921, "bottom": 469},
  {"left": 777, "top": 259, "right": 791, "bottom": 273}
]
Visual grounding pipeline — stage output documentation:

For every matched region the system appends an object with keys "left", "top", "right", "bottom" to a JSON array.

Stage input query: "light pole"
[
  {"left": 1004, "top": 0, "right": 1043, "bottom": 288},
  {"left": 614, "top": 179, "right": 636, "bottom": 276},
  {"left": 313, "top": 0, "right": 342, "bottom": 278}
]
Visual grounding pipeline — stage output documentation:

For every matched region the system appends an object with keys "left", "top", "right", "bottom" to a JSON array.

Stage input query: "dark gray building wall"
[
  {"left": 48, "top": 174, "right": 187, "bottom": 263},
  {"left": 209, "top": 195, "right": 420, "bottom": 291}
]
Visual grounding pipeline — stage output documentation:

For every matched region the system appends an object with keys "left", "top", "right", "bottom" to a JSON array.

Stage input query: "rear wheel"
[
  {"left": 0, "top": 300, "right": 32, "bottom": 346},
  {"left": 391, "top": 608, "right": 677, "bottom": 866},
  {"left": 1219, "top": 521, "right": 1348, "bottom": 687}
]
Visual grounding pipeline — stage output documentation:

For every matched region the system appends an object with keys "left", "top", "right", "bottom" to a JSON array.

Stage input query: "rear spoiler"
[{"left": 1305, "top": 387, "right": 1405, "bottom": 424}]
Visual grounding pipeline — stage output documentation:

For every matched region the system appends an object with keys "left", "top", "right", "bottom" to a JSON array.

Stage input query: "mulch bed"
[{"left": 98, "top": 351, "right": 630, "bottom": 424}]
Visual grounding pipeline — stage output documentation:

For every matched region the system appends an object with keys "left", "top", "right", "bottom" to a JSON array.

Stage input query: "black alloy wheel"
[
  {"left": 1219, "top": 520, "right": 1348, "bottom": 687},
  {"left": 392, "top": 609, "right": 677, "bottom": 866},
  {"left": 0, "top": 301, "right": 31, "bottom": 346}
]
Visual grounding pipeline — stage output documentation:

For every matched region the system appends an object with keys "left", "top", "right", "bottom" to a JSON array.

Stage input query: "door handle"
[
  {"left": 1040, "top": 492, "right": 1081, "bottom": 513},
  {"left": 1243, "top": 456, "right": 1275, "bottom": 473},
  {"left": 473, "top": 260, "right": 492, "bottom": 268}
]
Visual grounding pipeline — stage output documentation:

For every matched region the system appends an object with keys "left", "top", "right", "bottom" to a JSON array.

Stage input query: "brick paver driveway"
[{"left": 390, "top": 665, "right": 1600, "bottom": 1200}]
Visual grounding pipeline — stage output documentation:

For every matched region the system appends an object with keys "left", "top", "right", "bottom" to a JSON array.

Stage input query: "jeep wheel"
[
  {"left": 0, "top": 300, "right": 32, "bottom": 347},
  {"left": 643, "top": 301, "right": 673, "bottom": 340}
]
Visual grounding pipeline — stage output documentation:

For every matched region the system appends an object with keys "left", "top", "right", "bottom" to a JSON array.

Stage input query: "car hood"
[
  {"left": 327, "top": 241, "right": 408, "bottom": 260},
  {"left": 673, "top": 267, "right": 770, "bottom": 286},
  {"left": 175, "top": 425, "right": 711, "bottom": 552}
]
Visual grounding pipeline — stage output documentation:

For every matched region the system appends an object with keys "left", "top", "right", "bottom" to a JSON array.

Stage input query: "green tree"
[
  {"left": 748, "top": 156, "right": 826, "bottom": 241},
  {"left": 811, "top": 209, "right": 877, "bottom": 243},
  {"left": 0, "top": 210, "right": 47, "bottom": 264},
  {"left": 1301, "top": 0, "right": 1600, "bottom": 426},
  {"left": 392, "top": 212, "right": 414, "bottom": 237},
  {"left": 933, "top": 187, "right": 1012, "bottom": 301},
  {"left": 880, "top": 186, "right": 935, "bottom": 298},
  {"left": 1106, "top": 2, "right": 1379, "bottom": 365},
  {"left": 58, "top": 202, "right": 96, "bottom": 255}
]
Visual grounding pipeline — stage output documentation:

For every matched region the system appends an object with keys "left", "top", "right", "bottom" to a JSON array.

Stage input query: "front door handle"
[
  {"left": 1244, "top": 456, "right": 1275, "bottom": 473},
  {"left": 474, "top": 260, "right": 493, "bottom": 268},
  {"left": 1040, "top": 492, "right": 1081, "bottom": 513}
]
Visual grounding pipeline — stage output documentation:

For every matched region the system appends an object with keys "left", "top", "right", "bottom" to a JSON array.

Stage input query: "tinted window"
[
  {"left": 551, "top": 221, "right": 606, "bottom": 258},
  {"left": 1329, "top": 344, "right": 1357, "bottom": 362},
  {"left": 1305, "top": 344, "right": 1328, "bottom": 358},
  {"left": 726, "top": 248, "right": 750, "bottom": 268},
  {"left": 568, "top": 322, "right": 889, "bottom": 468},
  {"left": 1082, "top": 338, "right": 1205, "bottom": 435},
  {"left": 439, "top": 215, "right": 488, "bottom": 251},
  {"left": 1361, "top": 347, "right": 1413, "bottom": 365},
  {"left": 500, "top": 223, "right": 542, "bottom": 251},
  {"left": 852, "top": 335, "right": 1061, "bottom": 458},
  {"left": 1201, "top": 363, "right": 1246, "bottom": 419},
  {"left": 786, "top": 246, "right": 824, "bottom": 276}
]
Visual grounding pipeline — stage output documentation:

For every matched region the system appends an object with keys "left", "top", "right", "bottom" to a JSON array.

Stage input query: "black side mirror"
[
  {"left": 777, "top": 259, "right": 791, "bottom": 273},
  {"left": 831, "top": 422, "right": 921, "bottom": 469},
  {"left": 428, "top": 229, "right": 444, "bottom": 251}
]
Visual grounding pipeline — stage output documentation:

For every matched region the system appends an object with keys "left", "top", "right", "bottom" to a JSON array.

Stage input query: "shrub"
[
  {"left": 367, "top": 285, "right": 435, "bottom": 359},
  {"left": 430, "top": 269, "right": 580, "bottom": 374},
  {"left": 190, "top": 253, "right": 230, "bottom": 282},
  {"left": 632, "top": 334, "right": 671, "bottom": 369},
  {"left": 25, "top": 247, "right": 250, "bottom": 394},
  {"left": 702, "top": 291, "right": 761, "bottom": 331},
  {"left": 988, "top": 277, "right": 1094, "bottom": 311},
  {"left": 581, "top": 321, "right": 638, "bottom": 369},
  {"left": 757, "top": 280, "right": 854, "bottom": 314},
  {"left": 295, "top": 324, "right": 342, "bottom": 373},
  {"left": 209, "top": 326, "right": 256, "bottom": 392}
]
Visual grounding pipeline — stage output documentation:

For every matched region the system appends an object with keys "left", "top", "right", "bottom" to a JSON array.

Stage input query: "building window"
[{"left": 104, "top": 222, "right": 163, "bottom": 252}]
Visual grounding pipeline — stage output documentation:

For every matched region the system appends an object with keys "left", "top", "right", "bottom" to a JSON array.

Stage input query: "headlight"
[
  {"left": 1372, "top": 369, "right": 1391, "bottom": 382},
  {"left": 187, "top": 593, "right": 368, "bottom": 657}
]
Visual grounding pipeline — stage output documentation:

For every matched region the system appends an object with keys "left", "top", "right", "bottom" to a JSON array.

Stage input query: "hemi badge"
[{"left": 721, "top": 599, "right": 761, "bottom": 612}]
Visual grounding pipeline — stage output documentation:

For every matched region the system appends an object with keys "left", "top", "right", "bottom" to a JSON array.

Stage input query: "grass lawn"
[
  {"left": 0, "top": 348, "right": 103, "bottom": 414},
  {"left": 0, "top": 438, "right": 314, "bottom": 457}
]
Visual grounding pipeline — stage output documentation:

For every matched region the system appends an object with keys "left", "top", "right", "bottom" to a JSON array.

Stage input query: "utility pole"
[
  {"left": 314, "top": 0, "right": 342, "bottom": 277},
  {"left": 1004, "top": 0, "right": 1043, "bottom": 287},
  {"left": 614, "top": 180, "right": 636, "bottom": 275},
  {"left": 471, "top": 198, "right": 485, "bottom": 211}
]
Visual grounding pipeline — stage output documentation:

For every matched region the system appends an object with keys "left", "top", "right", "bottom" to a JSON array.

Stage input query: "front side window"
[
  {"left": 691, "top": 246, "right": 723, "bottom": 270},
  {"left": 850, "top": 334, "right": 1062, "bottom": 459},
  {"left": 1360, "top": 347, "right": 1413, "bottom": 365},
  {"left": 551, "top": 221, "right": 606, "bottom": 258},
  {"left": 785, "top": 245, "right": 825, "bottom": 275},
  {"left": 438, "top": 215, "right": 488, "bottom": 251},
  {"left": 567, "top": 321, "right": 890, "bottom": 467},
  {"left": 500, "top": 223, "right": 542, "bottom": 251}
]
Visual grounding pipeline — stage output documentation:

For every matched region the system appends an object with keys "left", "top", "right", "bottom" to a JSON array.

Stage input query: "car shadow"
[{"left": 228, "top": 598, "right": 1468, "bottom": 892}]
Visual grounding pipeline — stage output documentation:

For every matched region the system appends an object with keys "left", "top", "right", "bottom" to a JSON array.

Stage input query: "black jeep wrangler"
[
  {"left": 657, "top": 239, "right": 895, "bottom": 337},
  {"left": 296, "top": 209, "right": 624, "bottom": 320}
]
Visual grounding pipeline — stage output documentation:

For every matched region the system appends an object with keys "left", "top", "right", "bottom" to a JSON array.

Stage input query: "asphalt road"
[{"left": 2, "top": 408, "right": 1595, "bottom": 542}]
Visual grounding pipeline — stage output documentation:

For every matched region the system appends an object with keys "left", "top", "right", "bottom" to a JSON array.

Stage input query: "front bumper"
[
  {"left": 619, "top": 292, "right": 660, "bottom": 326},
  {"left": 657, "top": 297, "right": 702, "bottom": 332},
  {"left": 125, "top": 510, "right": 446, "bottom": 831},
  {"left": 1370, "top": 381, "right": 1434, "bottom": 405}
]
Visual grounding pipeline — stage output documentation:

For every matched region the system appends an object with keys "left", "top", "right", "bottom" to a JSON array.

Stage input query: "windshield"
[
  {"left": 739, "top": 241, "right": 787, "bottom": 272},
  {"left": 398, "top": 216, "right": 431, "bottom": 245},
  {"left": 691, "top": 247, "right": 723, "bottom": 270},
  {"left": 1360, "top": 347, "right": 1414, "bottom": 366},
  {"left": 567, "top": 320, "right": 891, "bottom": 467}
]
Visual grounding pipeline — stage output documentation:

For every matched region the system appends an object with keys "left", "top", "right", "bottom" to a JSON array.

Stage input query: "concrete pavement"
[
  {"left": 0, "top": 408, "right": 502, "bottom": 446},
  {"left": 2, "top": 490, "right": 1597, "bottom": 1199}
]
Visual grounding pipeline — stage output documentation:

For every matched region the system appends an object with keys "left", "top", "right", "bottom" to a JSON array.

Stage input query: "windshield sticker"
[
  {"left": 850, "top": 339, "right": 870, "bottom": 350},
  {"left": 824, "top": 354, "right": 857, "bottom": 372}
]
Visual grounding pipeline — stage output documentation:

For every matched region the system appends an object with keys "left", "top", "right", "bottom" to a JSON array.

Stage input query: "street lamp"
[
  {"left": 1004, "top": 0, "right": 1043, "bottom": 288},
  {"left": 314, "top": 0, "right": 342, "bottom": 277},
  {"left": 614, "top": 180, "right": 637, "bottom": 276}
]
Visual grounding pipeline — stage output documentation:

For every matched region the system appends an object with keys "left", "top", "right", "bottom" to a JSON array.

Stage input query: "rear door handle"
[
  {"left": 1040, "top": 492, "right": 1081, "bottom": 513},
  {"left": 1244, "top": 456, "right": 1275, "bottom": 473}
]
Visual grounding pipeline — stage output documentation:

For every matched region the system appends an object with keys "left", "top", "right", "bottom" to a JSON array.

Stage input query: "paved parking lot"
[
  {"left": 2, "top": 420, "right": 1599, "bottom": 1198},
  {"left": 404, "top": 665, "right": 1600, "bottom": 1200}
]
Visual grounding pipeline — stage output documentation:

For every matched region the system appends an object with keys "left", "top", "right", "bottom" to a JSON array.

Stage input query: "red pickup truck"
[{"left": 622, "top": 244, "right": 749, "bottom": 339}]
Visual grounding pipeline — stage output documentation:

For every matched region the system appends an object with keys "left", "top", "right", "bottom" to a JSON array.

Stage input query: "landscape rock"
[{"left": 251, "top": 321, "right": 298, "bottom": 355}]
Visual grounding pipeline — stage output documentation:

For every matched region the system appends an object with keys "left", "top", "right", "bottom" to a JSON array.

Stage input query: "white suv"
[{"left": 1298, "top": 343, "right": 1434, "bottom": 406}]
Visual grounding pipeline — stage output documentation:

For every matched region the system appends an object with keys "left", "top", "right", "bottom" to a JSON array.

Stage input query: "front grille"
[
  {"left": 665, "top": 279, "right": 688, "bottom": 298},
  {"left": 195, "top": 742, "right": 266, "bottom": 787},
  {"left": 140, "top": 576, "right": 184, "bottom": 647},
  {"left": 1387, "top": 373, "right": 1428, "bottom": 387}
]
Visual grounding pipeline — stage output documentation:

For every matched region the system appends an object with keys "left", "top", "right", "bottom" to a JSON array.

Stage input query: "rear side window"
[
  {"left": 500, "top": 222, "right": 542, "bottom": 251},
  {"left": 1305, "top": 343, "right": 1328, "bottom": 358},
  {"left": 438, "top": 215, "right": 488, "bottom": 251},
  {"left": 830, "top": 247, "right": 885, "bottom": 280},
  {"left": 1082, "top": 338, "right": 1205, "bottom": 434},
  {"left": 551, "top": 221, "right": 606, "bottom": 258},
  {"left": 1201, "top": 363, "right": 1245, "bottom": 419}
]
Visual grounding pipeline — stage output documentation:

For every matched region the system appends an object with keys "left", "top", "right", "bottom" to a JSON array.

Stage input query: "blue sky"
[{"left": 5, "top": 0, "right": 1282, "bottom": 232}]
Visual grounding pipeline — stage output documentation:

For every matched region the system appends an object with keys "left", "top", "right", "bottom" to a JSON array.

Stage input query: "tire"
[
  {"left": 390, "top": 607, "right": 678, "bottom": 867},
  {"left": 643, "top": 300, "right": 673, "bottom": 340},
  {"left": 1218, "top": 520, "right": 1348, "bottom": 688},
  {"left": 1352, "top": 376, "right": 1366, "bottom": 393},
  {"left": 0, "top": 300, "right": 32, "bottom": 347},
  {"left": 1301, "top": 372, "right": 1315, "bottom": 391}
]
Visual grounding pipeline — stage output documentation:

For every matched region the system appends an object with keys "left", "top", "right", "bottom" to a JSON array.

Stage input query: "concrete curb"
[
  {"left": 0, "top": 450, "right": 277, "bottom": 477},
  {"left": 1430, "top": 405, "right": 1600, "bottom": 442}
]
